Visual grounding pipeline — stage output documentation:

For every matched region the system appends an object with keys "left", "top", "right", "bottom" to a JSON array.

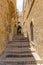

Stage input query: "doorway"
[
  {"left": 17, "top": 25, "right": 22, "bottom": 34},
  {"left": 30, "top": 21, "right": 34, "bottom": 41}
]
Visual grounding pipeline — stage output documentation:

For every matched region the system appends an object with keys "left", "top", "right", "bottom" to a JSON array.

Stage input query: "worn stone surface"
[
  {"left": 0, "top": 0, "right": 9, "bottom": 54},
  {"left": 22, "top": 0, "right": 43, "bottom": 63},
  {"left": 0, "top": 0, "right": 18, "bottom": 54},
  {"left": 0, "top": 35, "right": 41, "bottom": 65}
]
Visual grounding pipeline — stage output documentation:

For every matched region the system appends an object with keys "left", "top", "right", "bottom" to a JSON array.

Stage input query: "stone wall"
[
  {"left": 7, "top": 0, "right": 18, "bottom": 41},
  {"left": 0, "top": 0, "right": 18, "bottom": 54},
  {"left": 27, "top": 0, "right": 43, "bottom": 58},
  {"left": 22, "top": 0, "right": 33, "bottom": 37},
  {"left": 23, "top": 0, "right": 43, "bottom": 60},
  {"left": 0, "top": 0, "right": 10, "bottom": 54}
]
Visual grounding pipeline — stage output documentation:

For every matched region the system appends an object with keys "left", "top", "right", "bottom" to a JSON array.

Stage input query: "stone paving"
[{"left": 0, "top": 35, "right": 42, "bottom": 65}]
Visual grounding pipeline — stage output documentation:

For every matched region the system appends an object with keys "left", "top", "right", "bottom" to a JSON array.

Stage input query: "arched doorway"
[
  {"left": 17, "top": 25, "right": 22, "bottom": 34},
  {"left": 30, "top": 21, "right": 34, "bottom": 41}
]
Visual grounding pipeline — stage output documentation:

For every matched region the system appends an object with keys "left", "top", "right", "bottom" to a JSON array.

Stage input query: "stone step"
[
  {"left": 7, "top": 45, "right": 30, "bottom": 48},
  {"left": 13, "top": 39, "right": 28, "bottom": 41},
  {"left": 8, "top": 44, "right": 29, "bottom": 47},
  {"left": 6, "top": 46, "right": 35, "bottom": 52},
  {"left": 0, "top": 61, "right": 37, "bottom": 65},
  {"left": 0, "top": 57, "right": 36, "bottom": 62},
  {"left": 8, "top": 42, "right": 29, "bottom": 46},
  {"left": 0, "top": 53, "right": 41, "bottom": 64},
  {"left": 6, "top": 46, "right": 30, "bottom": 50},
  {"left": 12, "top": 37, "right": 28, "bottom": 41},
  {"left": 6, "top": 55, "right": 33, "bottom": 58},
  {"left": 8, "top": 40, "right": 29, "bottom": 44},
  {"left": 6, "top": 51, "right": 31, "bottom": 54},
  {"left": 13, "top": 35, "right": 28, "bottom": 39},
  {"left": 9, "top": 41, "right": 29, "bottom": 44},
  {"left": 12, "top": 35, "right": 28, "bottom": 42},
  {"left": 4, "top": 52, "right": 32, "bottom": 56},
  {"left": 11, "top": 40, "right": 28, "bottom": 42},
  {"left": 5, "top": 47, "right": 30, "bottom": 52},
  {"left": 13, "top": 36, "right": 27, "bottom": 39},
  {"left": 5, "top": 48, "right": 35, "bottom": 53},
  {"left": 5, "top": 50, "right": 31, "bottom": 53},
  {"left": 0, "top": 35, "right": 41, "bottom": 65},
  {"left": 0, "top": 63, "right": 37, "bottom": 65}
]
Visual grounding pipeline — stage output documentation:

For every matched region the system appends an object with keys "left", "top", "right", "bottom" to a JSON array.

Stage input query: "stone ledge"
[
  {"left": 41, "top": 64, "right": 43, "bottom": 65},
  {"left": 32, "top": 53, "right": 42, "bottom": 61}
]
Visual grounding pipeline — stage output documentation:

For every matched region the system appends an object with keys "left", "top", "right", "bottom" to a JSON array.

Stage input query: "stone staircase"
[{"left": 0, "top": 35, "right": 42, "bottom": 65}]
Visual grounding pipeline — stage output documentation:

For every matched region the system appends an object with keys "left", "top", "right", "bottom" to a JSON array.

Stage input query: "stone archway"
[{"left": 17, "top": 25, "right": 22, "bottom": 34}]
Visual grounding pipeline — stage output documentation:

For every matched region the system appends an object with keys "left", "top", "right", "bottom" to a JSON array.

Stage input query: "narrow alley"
[{"left": 0, "top": 0, "right": 43, "bottom": 65}]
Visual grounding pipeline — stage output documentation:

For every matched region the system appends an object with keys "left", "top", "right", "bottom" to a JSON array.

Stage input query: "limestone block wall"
[
  {"left": 0, "top": 0, "right": 10, "bottom": 54},
  {"left": 11, "top": 18, "right": 17, "bottom": 38},
  {"left": 23, "top": 0, "right": 33, "bottom": 37},
  {"left": 7, "top": 0, "right": 18, "bottom": 40},
  {"left": 26, "top": 0, "right": 43, "bottom": 58},
  {"left": 9, "top": 0, "right": 17, "bottom": 37},
  {"left": 0, "top": 0, "right": 18, "bottom": 54},
  {"left": 22, "top": 0, "right": 43, "bottom": 59}
]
